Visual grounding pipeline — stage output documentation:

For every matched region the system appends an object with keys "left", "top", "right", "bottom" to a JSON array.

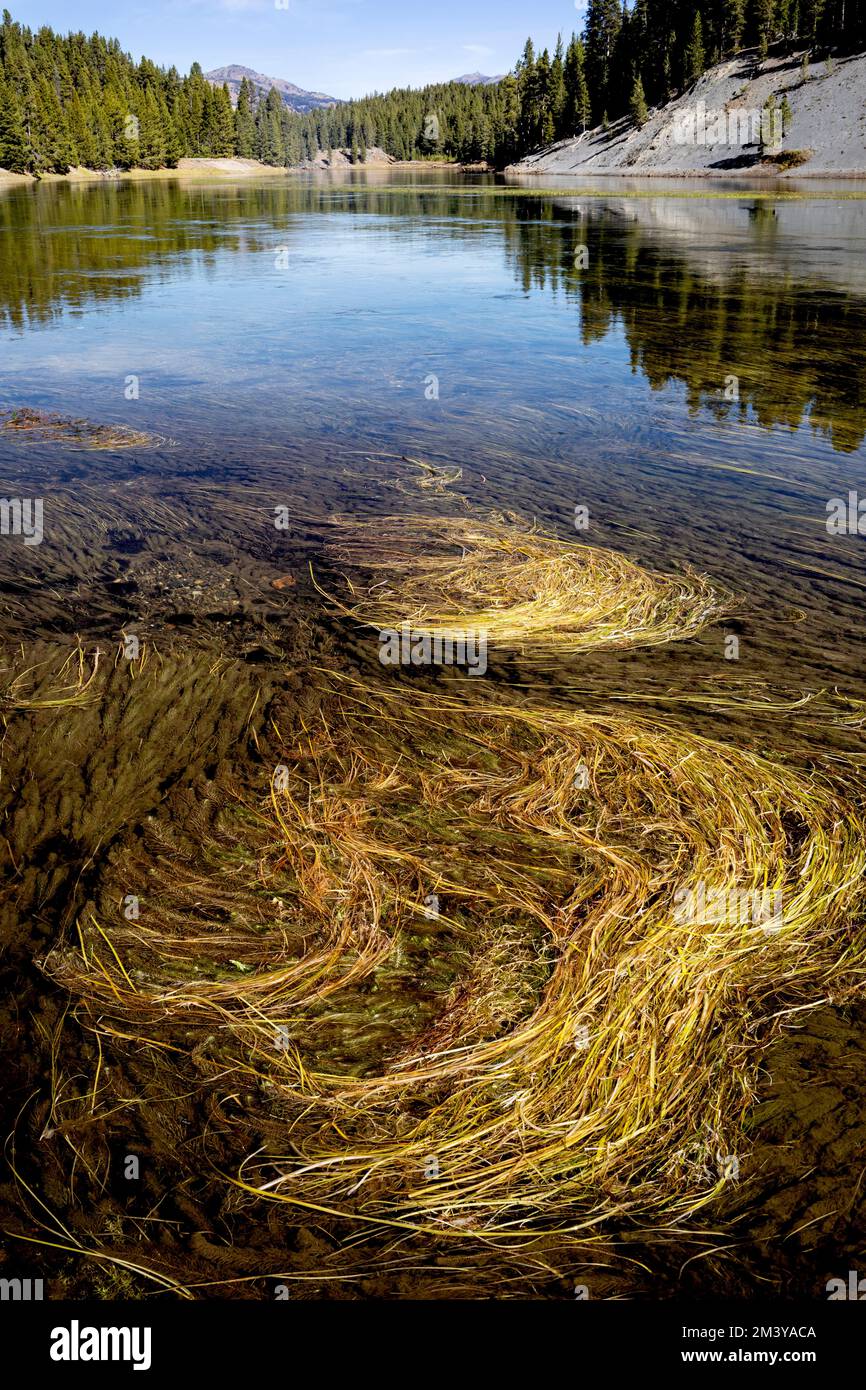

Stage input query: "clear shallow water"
[
  {"left": 3, "top": 171, "right": 865, "bottom": 453},
  {"left": 2, "top": 169, "right": 866, "bottom": 705},
  {"left": 5, "top": 170, "right": 866, "bottom": 1305}
]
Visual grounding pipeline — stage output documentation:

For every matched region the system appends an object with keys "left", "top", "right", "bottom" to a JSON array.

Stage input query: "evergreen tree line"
[
  {"left": 0, "top": 10, "right": 236, "bottom": 174},
  {"left": 1, "top": 2, "right": 863, "bottom": 176}
]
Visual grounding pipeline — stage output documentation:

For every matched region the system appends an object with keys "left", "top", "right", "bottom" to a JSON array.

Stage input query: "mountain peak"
[
  {"left": 205, "top": 65, "right": 338, "bottom": 113},
  {"left": 453, "top": 72, "right": 505, "bottom": 86}
]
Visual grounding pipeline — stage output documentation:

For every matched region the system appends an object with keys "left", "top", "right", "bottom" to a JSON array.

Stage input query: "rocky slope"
[
  {"left": 300, "top": 145, "right": 393, "bottom": 169},
  {"left": 509, "top": 47, "right": 866, "bottom": 177}
]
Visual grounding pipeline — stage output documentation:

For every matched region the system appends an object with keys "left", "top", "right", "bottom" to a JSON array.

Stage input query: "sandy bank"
[
  {"left": 0, "top": 154, "right": 492, "bottom": 187},
  {"left": 0, "top": 157, "right": 292, "bottom": 186}
]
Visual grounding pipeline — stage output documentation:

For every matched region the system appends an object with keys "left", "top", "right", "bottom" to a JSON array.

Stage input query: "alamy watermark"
[
  {"left": 49, "top": 1320, "right": 151, "bottom": 1371},
  {"left": 0, "top": 497, "right": 43, "bottom": 545},
  {"left": 826, "top": 1270, "right": 866, "bottom": 1300},
  {"left": 826, "top": 491, "right": 866, "bottom": 535},
  {"left": 673, "top": 882, "right": 783, "bottom": 934},
  {"left": 0, "top": 1277, "right": 43, "bottom": 1300},
  {"left": 669, "top": 101, "right": 782, "bottom": 149},
  {"left": 378, "top": 621, "right": 488, "bottom": 676}
]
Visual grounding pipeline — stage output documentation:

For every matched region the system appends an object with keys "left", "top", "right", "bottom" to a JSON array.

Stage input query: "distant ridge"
[
  {"left": 205, "top": 64, "right": 339, "bottom": 113},
  {"left": 452, "top": 72, "right": 505, "bottom": 86}
]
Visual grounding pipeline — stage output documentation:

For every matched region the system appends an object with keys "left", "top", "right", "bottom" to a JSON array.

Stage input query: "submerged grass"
[
  {"left": 236, "top": 687, "right": 866, "bottom": 1235},
  {"left": 320, "top": 514, "right": 734, "bottom": 655},
  {"left": 0, "top": 407, "right": 171, "bottom": 450},
  {"left": 39, "top": 499, "right": 866, "bottom": 1254},
  {"left": 1, "top": 643, "right": 103, "bottom": 710}
]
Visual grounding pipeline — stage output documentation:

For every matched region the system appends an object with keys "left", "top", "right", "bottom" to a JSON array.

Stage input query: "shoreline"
[
  {"left": 507, "top": 164, "right": 866, "bottom": 180},
  {"left": 4, "top": 159, "right": 866, "bottom": 189},
  {"left": 0, "top": 158, "right": 294, "bottom": 186},
  {"left": 0, "top": 156, "right": 490, "bottom": 188}
]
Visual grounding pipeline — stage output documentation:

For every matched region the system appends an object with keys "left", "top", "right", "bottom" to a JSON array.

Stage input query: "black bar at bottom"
[{"left": 0, "top": 1298, "right": 856, "bottom": 1378}]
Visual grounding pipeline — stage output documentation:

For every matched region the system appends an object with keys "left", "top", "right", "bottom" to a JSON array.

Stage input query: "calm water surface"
[{"left": 2, "top": 169, "right": 866, "bottom": 709}]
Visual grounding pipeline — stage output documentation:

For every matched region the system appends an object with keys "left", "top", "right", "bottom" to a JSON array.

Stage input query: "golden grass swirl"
[
  {"left": 321, "top": 515, "right": 734, "bottom": 653},
  {"left": 49, "top": 670, "right": 866, "bottom": 1244}
]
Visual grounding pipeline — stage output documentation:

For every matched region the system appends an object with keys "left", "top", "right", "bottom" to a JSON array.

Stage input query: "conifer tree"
[
  {"left": 256, "top": 87, "right": 284, "bottom": 165},
  {"left": 630, "top": 74, "right": 649, "bottom": 127},
  {"left": 722, "top": 0, "right": 746, "bottom": 52},
  {"left": 67, "top": 90, "right": 96, "bottom": 166},
  {"left": 549, "top": 34, "right": 567, "bottom": 137},
  {"left": 515, "top": 38, "right": 537, "bottom": 151},
  {"left": 0, "top": 71, "right": 27, "bottom": 170},
  {"left": 32, "top": 74, "right": 73, "bottom": 172},
  {"left": 162, "top": 98, "right": 183, "bottom": 167},
  {"left": 535, "top": 48, "right": 553, "bottom": 147},
  {"left": 213, "top": 83, "right": 236, "bottom": 155},
  {"left": 235, "top": 77, "right": 255, "bottom": 157},
  {"left": 564, "top": 35, "right": 590, "bottom": 134},
  {"left": 685, "top": 12, "right": 707, "bottom": 84},
  {"left": 584, "top": 0, "right": 622, "bottom": 121}
]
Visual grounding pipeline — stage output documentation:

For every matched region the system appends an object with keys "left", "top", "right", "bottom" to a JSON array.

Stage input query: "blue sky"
[{"left": 13, "top": 0, "right": 589, "bottom": 98}]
